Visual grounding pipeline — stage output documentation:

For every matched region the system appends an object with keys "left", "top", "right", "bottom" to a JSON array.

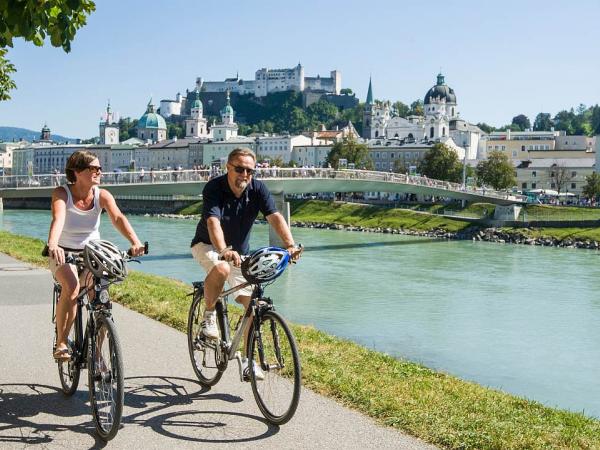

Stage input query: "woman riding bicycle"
[{"left": 46, "top": 150, "right": 145, "bottom": 361}]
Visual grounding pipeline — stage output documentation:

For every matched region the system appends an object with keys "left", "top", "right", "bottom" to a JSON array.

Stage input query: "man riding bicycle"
[{"left": 190, "top": 147, "right": 302, "bottom": 378}]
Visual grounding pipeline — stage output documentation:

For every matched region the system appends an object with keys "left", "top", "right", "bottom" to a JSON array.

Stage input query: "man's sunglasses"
[
  {"left": 87, "top": 165, "right": 102, "bottom": 174},
  {"left": 231, "top": 165, "right": 255, "bottom": 175}
]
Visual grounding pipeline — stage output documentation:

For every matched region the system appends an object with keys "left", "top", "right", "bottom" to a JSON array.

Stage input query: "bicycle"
[
  {"left": 187, "top": 246, "right": 302, "bottom": 425},
  {"left": 48, "top": 240, "right": 148, "bottom": 441}
]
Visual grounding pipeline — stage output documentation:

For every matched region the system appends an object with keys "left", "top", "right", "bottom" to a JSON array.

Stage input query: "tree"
[
  {"left": 533, "top": 113, "right": 553, "bottom": 131},
  {"left": 167, "top": 122, "right": 184, "bottom": 139},
  {"left": 392, "top": 101, "right": 410, "bottom": 118},
  {"left": 409, "top": 99, "right": 424, "bottom": 116},
  {"left": 0, "top": 1, "right": 96, "bottom": 100},
  {"left": 417, "top": 143, "right": 462, "bottom": 182},
  {"left": 475, "top": 150, "right": 516, "bottom": 190},
  {"left": 326, "top": 137, "right": 373, "bottom": 170},
  {"left": 582, "top": 172, "right": 600, "bottom": 202},
  {"left": 553, "top": 109, "right": 576, "bottom": 135},
  {"left": 511, "top": 114, "right": 531, "bottom": 131},
  {"left": 393, "top": 159, "right": 408, "bottom": 173},
  {"left": 591, "top": 105, "right": 600, "bottom": 135},
  {"left": 548, "top": 163, "right": 573, "bottom": 195},
  {"left": 476, "top": 122, "right": 495, "bottom": 134},
  {"left": 340, "top": 88, "right": 353, "bottom": 95}
]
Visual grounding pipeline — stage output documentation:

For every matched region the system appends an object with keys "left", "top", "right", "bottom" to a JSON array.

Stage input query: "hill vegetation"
[{"left": 0, "top": 126, "right": 77, "bottom": 143}]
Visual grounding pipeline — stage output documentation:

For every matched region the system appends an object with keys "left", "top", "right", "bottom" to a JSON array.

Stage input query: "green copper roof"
[
  {"left": 366, "top": 77, "right": 373, "bottom": 105},
  {"left": 139, "top": 100, "right": 166, "bottom": 129},
  {"left": 192, "top": 89, "right": 202, "bottom": 110}
]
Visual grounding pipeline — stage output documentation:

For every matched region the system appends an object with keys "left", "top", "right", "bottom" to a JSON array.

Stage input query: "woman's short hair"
[
  {"left": 228, "top": 147, "right": 256, "bottom": 163},
  {"left": 65, "top": 150, "right": 98, "bottom": 183}
]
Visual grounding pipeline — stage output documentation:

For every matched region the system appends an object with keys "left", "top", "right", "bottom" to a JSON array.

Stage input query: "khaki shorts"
[{"left": 191, "top": 242, "right": 253, "bottom": 299}]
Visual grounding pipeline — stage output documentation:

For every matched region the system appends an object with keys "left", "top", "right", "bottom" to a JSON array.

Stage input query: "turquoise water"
[{"left": 3, "top": 209, "right": 600, "bottom": 418}]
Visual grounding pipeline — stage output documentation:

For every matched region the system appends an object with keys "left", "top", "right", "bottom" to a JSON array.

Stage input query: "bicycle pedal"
[{"left": 234, "top": 352, "right": 246, "bottom": 382}]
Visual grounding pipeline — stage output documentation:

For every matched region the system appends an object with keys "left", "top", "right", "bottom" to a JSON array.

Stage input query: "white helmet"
[
  {"left": 241, "top": 247, "right": 290, "bottom": 284},
  {"left": 83, "top": 240, "right": 127, "bottom": 280}
]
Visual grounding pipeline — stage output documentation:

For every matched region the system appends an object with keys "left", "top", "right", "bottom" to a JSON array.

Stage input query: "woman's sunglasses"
[
  {"left": 232, "top": 165, "right": 255, "bottom": 175},
  {"left": 87, "top": 165, "right": 102, "bottom": 174}
]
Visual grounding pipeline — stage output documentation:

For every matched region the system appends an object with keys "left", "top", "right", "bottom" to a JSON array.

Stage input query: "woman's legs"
[{"left": 54, "top": 264, "right": 79, "bottom": 353}]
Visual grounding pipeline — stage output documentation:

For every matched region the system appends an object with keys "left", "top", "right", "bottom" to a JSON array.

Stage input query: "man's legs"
[{"left": 201, "top": 262, "right": 231, "bottom": 339}]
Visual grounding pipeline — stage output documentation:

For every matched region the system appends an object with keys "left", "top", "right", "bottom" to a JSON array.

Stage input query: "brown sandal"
[{"left": 53, "top": 348, "right": 71, "bottom": 361}]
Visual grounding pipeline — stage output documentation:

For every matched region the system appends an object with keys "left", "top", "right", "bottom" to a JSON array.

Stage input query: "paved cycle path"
[{"left": 0, "top": 253, "right": 436, "bottom": 449}]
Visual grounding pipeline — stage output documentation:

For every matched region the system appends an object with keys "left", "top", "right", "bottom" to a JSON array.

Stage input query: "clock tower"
[{"left": 99, "top": 101, "right": 120, "bottom": 145}]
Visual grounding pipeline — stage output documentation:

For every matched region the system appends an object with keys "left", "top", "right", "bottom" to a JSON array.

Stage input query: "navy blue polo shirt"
[{"left": 191, "top": 174, "right": 277, "bottom": 254}]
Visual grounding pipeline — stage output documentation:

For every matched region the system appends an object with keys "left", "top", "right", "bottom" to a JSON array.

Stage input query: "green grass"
[
  {"left": 3, "top": 229, "right": 600, "bottom": 449},
  {"left": 520, "top": 204, "right": 600, "bottom": 221},
  {"left": 288, "top": 200, "right": 473, "bottom": 232}
]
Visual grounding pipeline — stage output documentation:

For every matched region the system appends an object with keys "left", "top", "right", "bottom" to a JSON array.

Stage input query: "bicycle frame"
[
  {"left": 195, "top": 280, "right": 269, "bottom": 363},
  {"left": 52, "top": 273, "right": 116, "bottom": 369}
]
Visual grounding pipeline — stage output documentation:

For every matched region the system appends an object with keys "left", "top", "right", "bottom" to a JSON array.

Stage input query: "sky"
[{"left": 1, "top": 0, "right": 599, "bottom": 139}]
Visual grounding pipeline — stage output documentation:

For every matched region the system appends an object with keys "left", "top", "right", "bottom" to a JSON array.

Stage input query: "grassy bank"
[{"left": 2, "top": 230, "right": 600, "bottom": 449}]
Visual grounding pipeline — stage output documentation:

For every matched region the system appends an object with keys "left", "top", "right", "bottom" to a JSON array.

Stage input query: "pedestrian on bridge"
[{"left": 45, "top": 150, "right": 146, "bottom": 361}]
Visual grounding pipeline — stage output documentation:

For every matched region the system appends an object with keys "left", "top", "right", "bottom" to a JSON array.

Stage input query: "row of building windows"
[{"left": 521, "top": 182, "right": 577, "bottom": 189}]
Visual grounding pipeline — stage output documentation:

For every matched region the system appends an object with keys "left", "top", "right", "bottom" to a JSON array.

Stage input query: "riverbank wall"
[{"left": 1, "top": 197, "right": 197, "bottom": 214}]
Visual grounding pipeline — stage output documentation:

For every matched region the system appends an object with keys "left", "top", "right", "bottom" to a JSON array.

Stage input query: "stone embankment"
[
  {"left": 292, "top": 221, "right": 600, "bottom": 250},
  {"left": 149, "top": 214, "right": 600, "bottom": 250}
]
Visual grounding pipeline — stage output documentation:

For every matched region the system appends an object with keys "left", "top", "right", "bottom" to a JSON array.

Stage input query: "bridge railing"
[{"left": 0, "top": 168, "right": 526, "bottom": 202}]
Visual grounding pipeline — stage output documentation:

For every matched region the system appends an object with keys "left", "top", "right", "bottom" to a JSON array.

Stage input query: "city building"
[
  {"left": 515, "top": 158, "right": 595, "bottom": 196},
  {"left": 195, "top": 63, "right": 341, "bottom": 97},
  {"left": 484, "top": 130, "right": 594, "bottom": 161},
  {"left": 137, "top": 99, "right": 167, "bottom": 143},
  {"left": 368, "top": 139, "right": 433, "bottom": 172},
  {"left": 256, "top": 134, "right": 313, "bottom": 164},
  {"left": 0, "top": 140, "right": 28, "bottom": 175},
  {"left": 159, "top": 92, "right": 184, "bottom": 118},
  {"left": 362, "top": 74, "right": 481, "bottom": 160},
  {"left": 291, "top": 144, "right": 332, "bottom": 167}
]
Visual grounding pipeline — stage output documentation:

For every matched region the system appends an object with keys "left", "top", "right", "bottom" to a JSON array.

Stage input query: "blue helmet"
[{"left": 241, "top": 246, "right": 290, "bottom": 284}]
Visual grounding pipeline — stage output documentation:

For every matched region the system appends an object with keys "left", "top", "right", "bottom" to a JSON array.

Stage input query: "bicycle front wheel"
[
  {"left": 248, "top": 310, "right": 301, "bottom": 425},
  {"left": 57, "top": 323, "right": 80, "bottom": 395},
  {"left": 88, "top": 314, "right": 124, "bottom": 441},
  {"left": 187, "top": 293, "right": 225, "bottom": 386}
]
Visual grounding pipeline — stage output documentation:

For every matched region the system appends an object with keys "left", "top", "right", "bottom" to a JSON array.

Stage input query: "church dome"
[
  {"left": 221, "top": 103, "right": 234, "bottom": 116},
  {"left": 424, "top": 73, "right": 456, "bottom": 105},
  {"left": 138, "top": 100, "right": 166, "bottom": 129}
]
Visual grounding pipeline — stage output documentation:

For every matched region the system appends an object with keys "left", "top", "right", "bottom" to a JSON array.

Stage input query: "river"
[{"left": 2, "top": 209, "right": 600, "bottom": 418}]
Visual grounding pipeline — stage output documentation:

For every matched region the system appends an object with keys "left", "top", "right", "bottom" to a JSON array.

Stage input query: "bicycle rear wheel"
[
  {"left": 248, "top": 310, "right": 301, "bottom": 425},
  {"left": 187, "top": 293, "right": 225, "bottom": 386},
  {"left": 88, "top": 314, "right": 124, "bottom": 441},
  {"left": 57, "top": 323, "right": 80, "bottom": 395}
]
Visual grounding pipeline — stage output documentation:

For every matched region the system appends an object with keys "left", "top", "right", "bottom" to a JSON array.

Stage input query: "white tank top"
[{"left": 58, "top": 185, "right": 102, "bottom": 250}]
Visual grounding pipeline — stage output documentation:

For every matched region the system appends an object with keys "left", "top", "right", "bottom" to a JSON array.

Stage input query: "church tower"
[
  {"left": 362, "top": 77, "right": 374, "bottom": 139},
  {"left": 185, "top": 89, "right": 208, "bottom": 138},
  {"left": 211, "top": 90, "right": 238, "bottom": 142},
  {"left": 99, "top": 101, "right": 120, "bottom": 145},
  {"left": 40, "top": 123, "right": 51, "bottom": 142}
]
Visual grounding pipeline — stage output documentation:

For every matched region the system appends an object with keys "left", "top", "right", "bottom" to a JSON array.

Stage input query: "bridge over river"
[{"left": 0, "top": 168, "right": 524, "bottom": 207}]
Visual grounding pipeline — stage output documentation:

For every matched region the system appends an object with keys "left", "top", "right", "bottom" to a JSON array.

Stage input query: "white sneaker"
[
  {"left": 201, "top": 310, "right": 219, "bottom": 339},
  {"left": 241, "top": 357, "right": 265, "bottom": 382}
]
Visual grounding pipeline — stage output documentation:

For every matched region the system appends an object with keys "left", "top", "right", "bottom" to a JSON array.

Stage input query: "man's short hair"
[{"left": 228, "top": 148, "right": 256, "bottom": 164}]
